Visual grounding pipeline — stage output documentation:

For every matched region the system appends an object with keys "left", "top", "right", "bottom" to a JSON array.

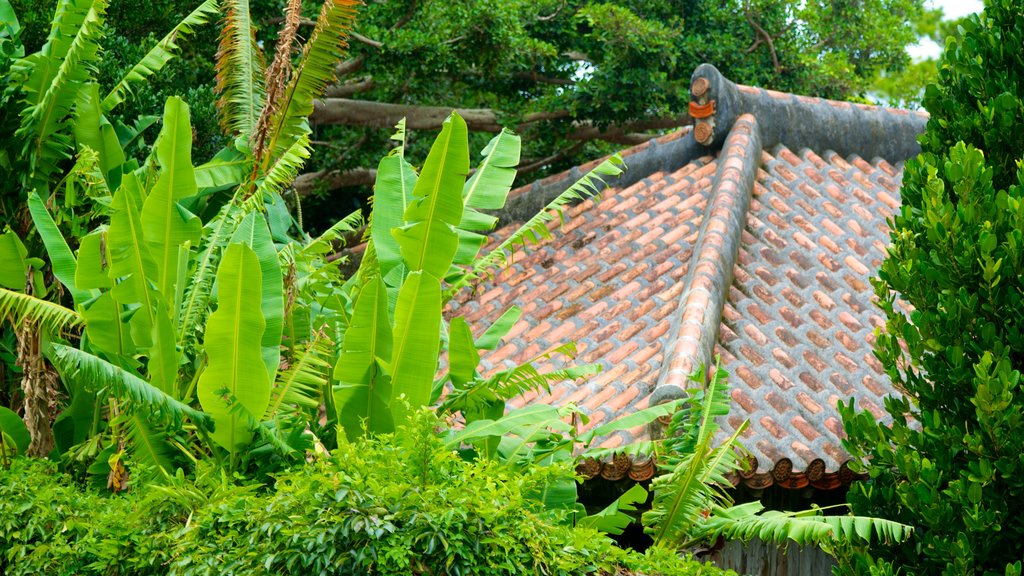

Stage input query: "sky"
[{"left": 907, "top": 0, "right": 985, "bottom": 60}]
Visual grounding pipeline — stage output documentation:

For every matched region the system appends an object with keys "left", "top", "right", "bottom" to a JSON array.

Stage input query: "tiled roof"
[{"left": 445, "top": 64, "right": 928, "bottom": 490}]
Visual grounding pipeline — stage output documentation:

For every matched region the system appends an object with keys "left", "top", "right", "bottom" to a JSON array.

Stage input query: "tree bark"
[
  {"left": 310, "top": 98, "right": 690, "bottom": 144},
  {"left": 294, "top": 167, "right": 377, "bottom": 196}
]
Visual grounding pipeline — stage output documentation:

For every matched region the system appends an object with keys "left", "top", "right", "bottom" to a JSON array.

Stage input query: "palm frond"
[
  {"left": 0, "top": 287, "right": 82, "bottom": 333},
  {"left": 48, "top": 343, "right": 211, "bottom": 428},
  {"left": 700, "top": 502, "right": 913, "bottom": 548},
  {"left": 214, "top": 0, "right": 266, "bottom": 138},
  {"left": 251, "top": 132, "right": 311, "bottom": 204},
  {"left": 447, "top": 154, "right": 624, "bottom": 298},
  {"left": 263, "top": 333, "right": 331, "bottom": 419},
  {"left": 101, "top": 0, "right": 218, "bottom": 113},
  {"left": 251, "top": 0, "right": 302, "bottom": 158},
  {"left": 259, "top": 0, "right": 357, "bottom": 169},
  {"left": 126, "top": 413, "right": 173, "bottom": 471},
  {"left": 15, "top": 0, "right": 107, "bottom": 191},
  {"left": 300, "top": 208, "right": 364, "bottom": 257}
]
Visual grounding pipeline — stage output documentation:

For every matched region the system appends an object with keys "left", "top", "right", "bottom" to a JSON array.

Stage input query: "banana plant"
[
  {"left": 332, "top": 113, "right": 625, "bottom": 443},
  {"left": 0, "top": 0, "right": 361, "bottom": 479}
]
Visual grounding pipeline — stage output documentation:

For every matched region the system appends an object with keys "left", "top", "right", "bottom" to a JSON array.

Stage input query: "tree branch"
[
  {"left": 310, "top": 98, "right": 571, "bottom": 131},
  {"left": 325, "top": 77, "right": 376, "bottom": 97},
  {"left": 294, "top": 167, "right": 377, "bottom": 197},
  {"left": 335, "top": 55, "right": 365, "bottom": 77},
  {"left": 743, "top": 5, "right": 781, "bottom": 74}
]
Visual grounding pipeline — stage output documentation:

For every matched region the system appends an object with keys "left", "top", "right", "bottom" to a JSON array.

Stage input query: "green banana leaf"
[
  {"left": 0, "top": 287, "right": 82, "bottom": 333},
  {"left": 393, "top": 113, "right": 468, "bottom": 278},
  {"left": 229, "top": 212, "right": 283, "bottom": 383},
  {"left": 147, "top": 304, "right": 181, "bottom": 397},
  {"left": 15, "top": 0, "right": 106, "bottom": 192},
  {"left": 74, "top": 82, "right": 125, "bottom": 191},
  {"left": 448, "top": 316, "right": 478, "bottom": 387},
  {"left": 578, "top": 483, "right": 648, "bottom": 535},
  {"left": 451, "top": 129, "right": 521, "bottom": 266},
  {"left": 101, "top": 0, "right": 218, "bottom": 113},
  {"left": 475, "top": 305, "right": 522, "bottom": 350},
  {"left": 334, "top": 274, "right": 394, "bottom": 438},
  {"left": 0, "top": 406, "right": 30, "bottom": 458},
  {"left": 196, "top": 242, "right": 270, "bottom": 456},
  {"left": 74, "top": 230, "right": 112, "bottom": 289},
  {"left": 27, "top": 192, "right": 90, "bottom": 304},
  {"left": 193, "top": 148, "right": 247, "bottom": 189},
  {"left": 445, "top": 403, "right": 564, "bottom": 450},
  {"left": 0, "top": 230, "right": 44, "bottom": 294},
  {"left": 141, "top": 96, "right": 201, "bottom": 300},
  {"left": 107, "top": 173, "right": 159, "bottom": 347},
  {"left": 371, "top": 124, "right": 418, "bottom": 284},
  {"left": 78, "top": 291, "right": 134, "bottom": 358},
  {"left": 389, "top": 271, "right": 441, "bottom": 420}
]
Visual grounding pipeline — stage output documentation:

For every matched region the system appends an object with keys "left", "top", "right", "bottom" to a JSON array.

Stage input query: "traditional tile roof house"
[{"left": 447, "top": 64, "right": 927, "bottom": 493}]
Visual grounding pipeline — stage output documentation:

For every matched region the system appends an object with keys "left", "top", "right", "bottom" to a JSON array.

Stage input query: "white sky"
[{"left": 907, "top": 0, "right": 984, "bottom": 60}]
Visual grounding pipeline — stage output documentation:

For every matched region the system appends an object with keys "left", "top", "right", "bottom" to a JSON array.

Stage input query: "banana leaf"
[
  {"left": 27, "top": 191, "right": 90, "bottom": 304},
  {"left": 141, "top": 96, "right": 201, "bottom": 300},
  {"left": 389, "top": 271, "right": 441, "bottom": 420},
  {"left": 107, "top": 173, "right": 159, "bottom": 347},
  {"left": 196, "top": 243, "right": 270, "bottom": 456},
  {"left": 334, "top": 274, "right": 393, "bottom": 438},
  {"left": 101, "top": 0, "right": 218, "bottom": 113},
  {"left": 0, "top": 406, "right": 30, "bottom": 458},
  {"left": 578, "top": 483, "right": 649, "bottom": 535},
  {"left": 74, "top": 82, "right": 125, "bottom": 190},
  {"left": 371, "top": 122, "right": 418, "bottom": 284},
  {"left": 230, "top": 212, "right": 283, "bottom": 384}
]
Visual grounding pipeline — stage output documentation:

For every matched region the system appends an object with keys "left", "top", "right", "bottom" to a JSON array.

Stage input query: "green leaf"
[
  {"left": 264, "top": 334, "right": 330, "bottom": 419},
  {"left": 230, "top": 212, "right": 284, "bottom": 384},
  {"left": 475, "top": 306, "right": 522, "bottom": 350},
  {"left": 448, "top": 316, "right": 479, "bottom": 387},
  {"left": 101, "top": 0, "right": 218, "bottom": 113},
  {"left": 389, "top": 271, "right": 441, "bottom": 419},
  {"left": 371, "top": 128, "right": 418, "bottom": 283},
  {"left": 14, "top": 0, "right": 106, "bottom": 192},
  {"left": 194, "top": 147, "right": 248, "bottom": 189},
  {"left": 196, "top": 243, "right": 270, "bottom": 456},
  {"left": 0, "top": 287, "right": 82, "bottom": 333},
  {"left": 107, "top": 172, "right": 159, "bottom": 346},
  {"left": 74, "top": 82, "right": 125, "bottom": 190},
  {"left": 214, "top": 0, "right": 265, "bottom": 139},
  {"left": 0, "top": 231, "right": 30, "bottom": 289},
  {"left": 27, "top": 191, "right": 90, "bottom": 304},
  {"left": 334, "top": 274, "right": 394, "bottom": 438},
  {"left": 446, "top": 403, "right": 563, "bottom": 449},
  {"left": 580, "top": 398, "right": 685, "bottom": 445},
  {"left": 578, "top": 483, "right": 648, "bottom": 535},
  {"left": 78, "top": 290, "right": 134, "bottom": 357},
  {"left": 48, "top": 343, "right": 209, "bottom": 427},
  {"left": 0, "top": 406, "right": 30, "bottom": 457},
  {"left": 74, "top": 230, "right": 112, "bottom": 289},
  {"left": 141, "top": 96, "right": 201, "bottom": 300},
  {"left": 394, "top": 113, "right": 468, "bottom": 277}
]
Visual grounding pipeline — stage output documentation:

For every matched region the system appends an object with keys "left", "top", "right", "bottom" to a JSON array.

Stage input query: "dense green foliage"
[
  {"left": 0, "top": 412, "right": 733, "bottom": 576},
  {"left": 840, "top": 1, "right": 1024, "bottom": 574}
]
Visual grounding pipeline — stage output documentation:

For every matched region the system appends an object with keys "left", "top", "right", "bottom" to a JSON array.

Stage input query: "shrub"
[
  {"left": 840, "top": 1, "right": 1024, "bottom": 574},
  {"left": 0, "top": 412, "right": 733, "bottom": 576}
]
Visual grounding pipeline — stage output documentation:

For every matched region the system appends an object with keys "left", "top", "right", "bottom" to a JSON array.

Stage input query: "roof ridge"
[
  {"left": 649, "top": 115, "right": 762, "bottom": 412},
  {"left": 689, "top": 63, "right": 927, "bottom": 161}
]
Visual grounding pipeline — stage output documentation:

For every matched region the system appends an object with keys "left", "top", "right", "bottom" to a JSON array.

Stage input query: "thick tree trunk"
[
  {"left": 294, "top": 167, "right": 377, "bottom": 196},
  {"left": 309, "top": 98, "right": 690, "bottom": 145}
]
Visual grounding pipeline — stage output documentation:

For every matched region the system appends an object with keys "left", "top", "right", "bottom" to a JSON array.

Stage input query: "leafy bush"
[
  {"left": 0, "top": 411, "right": 733, "bottom": 576},
  {"left": 840, "top": 1, "right": 1024, "bottom": 574}
]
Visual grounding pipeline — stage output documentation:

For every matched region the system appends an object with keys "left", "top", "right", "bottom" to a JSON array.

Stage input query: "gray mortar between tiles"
[{"left": 715, "top": 149, "right": 903, "bottom": 470}]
